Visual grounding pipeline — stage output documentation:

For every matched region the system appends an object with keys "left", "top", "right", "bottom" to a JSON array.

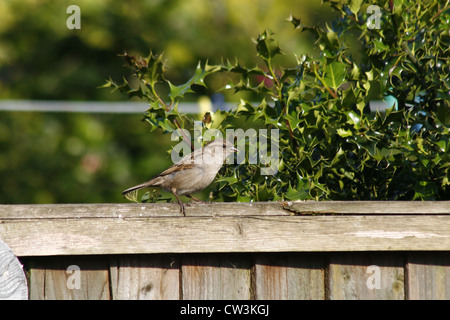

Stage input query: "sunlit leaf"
[
  {"left": 323, "top": 62, "right": 347, "bottom": 91},
  {"left": 255, "top": 29, "right": 283, "bottom": 62}
]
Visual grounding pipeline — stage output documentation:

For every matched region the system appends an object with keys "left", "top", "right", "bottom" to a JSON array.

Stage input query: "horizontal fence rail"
[
  {"left": 1, "top": 201, "right": 449, "bottom": 256},
  {"left": 0, "top": 201, "right": 449, "bottom": 300}
]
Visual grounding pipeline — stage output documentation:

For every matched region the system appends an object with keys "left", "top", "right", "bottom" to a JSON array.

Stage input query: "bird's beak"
[{"left": 230, "top": 147, "right": 238, "bottom": 153}]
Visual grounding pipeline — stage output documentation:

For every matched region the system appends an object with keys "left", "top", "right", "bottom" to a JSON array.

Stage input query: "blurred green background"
[{"left": 0, "top": 0, "right": 333, "bottom": 204}]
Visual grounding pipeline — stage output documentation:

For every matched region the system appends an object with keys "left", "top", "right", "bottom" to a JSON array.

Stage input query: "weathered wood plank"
[
  {"left": 253, "top": 253, "right": 325, "bottom": 300},
  {"left": 27, "top": 263, "right": 45, "bottom": 300},
  {"left": 28, "top": 256, "right": 110, "bottom": 300},
  {"left": 1, "top": 201, "right": 449, "bottom": 220},
  {"left": 181, "top": 254, "right": 251, "bottom": 299},
  {"left": 406, "top": 252, "right": 450, "bottom": 300},
  {"left": 0, "top": 202, "right": 289, "bottom": 219},
  {"left": 20, "top": 251, "right": 450, "bottom": 300},
  {"left": 285, "top": 201, "right": 450, "bottom": 215},
  {"left": 1, "top": 214, "right": 449, "bottom": 256},
  {"left": 327, "top": 253, "right": 404, "bottom": 300},
  {"left": 109, "top": 254, "right": 180, "bottom": 300}
]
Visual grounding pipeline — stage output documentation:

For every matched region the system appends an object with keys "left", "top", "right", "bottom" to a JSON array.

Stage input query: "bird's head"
[{"left": 202, "top": 138, "right": 237, "bottom": 165}]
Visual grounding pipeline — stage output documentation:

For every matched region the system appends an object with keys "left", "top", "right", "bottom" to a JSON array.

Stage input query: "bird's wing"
[{"left": 158, "top": 163, "right": 196, "bottom": 176}]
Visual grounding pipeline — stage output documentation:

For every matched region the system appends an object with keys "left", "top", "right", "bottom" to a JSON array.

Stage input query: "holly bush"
[{"left": 107, "top": 0, "right": 449, "bottom": 201}]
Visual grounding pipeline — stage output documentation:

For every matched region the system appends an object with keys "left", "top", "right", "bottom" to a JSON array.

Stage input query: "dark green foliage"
[{"left": 111, "top": 0, "right": 449, "bottom": 201}]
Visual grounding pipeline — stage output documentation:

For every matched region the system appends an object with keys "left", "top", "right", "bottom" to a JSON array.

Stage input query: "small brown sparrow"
[{"left": 122, "top": 139, "right": 237, "bottom": 216}]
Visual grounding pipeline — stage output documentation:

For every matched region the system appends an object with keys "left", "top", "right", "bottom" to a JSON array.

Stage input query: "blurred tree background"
[{"left": 0, "top": 0, "right": 334, "bottom": 203}]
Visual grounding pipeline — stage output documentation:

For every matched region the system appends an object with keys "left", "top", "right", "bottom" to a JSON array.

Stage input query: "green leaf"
[
  {"left": 373, "top": 39, "right": 389, "bottom": 52},
  {"left": 285, "top": 181, "right": 310, "bottom": 201},
  {"left": 350, "top": 63, "right": 360, "bottom": 80},
  {"left": 255, "top": 29, "right": 283, "bottom": 62},
  {"left": 210, "top": 110, "right": 228, "bottom": 129},
  {"left": 144, "top": 102, "right": 175, "bottom": 133},
  {"left": 337, "top": 128, "right": 353, "bottom": 137},
  {"left": 142, "top": 51, "right": 165, "bottom": 86},
  {"left": 365, "top": 80, "right": 382, "bottom": 102},
  {"left": 323, "top": 62, "right": 347, "bottom": 91},
  {"left": 215, "top": 175, "right": 238, "bottom": 185},
  {"left": 346, "top": 110, "right": 361, "bottom": 129},
  {"left": 167, "top": 62, "right": 212, "bottom": 102},
  {"left": 342, "top": 87, "right": 357, "bottom": 108},
  {"left": 325, "top": 23, "right": 339, "bottom": 50},
  {"left": 349, "top": 0, "right": 364, "bottom": 15},
  {"left": 286, "top": 14, "right": 302, "bottom": 29},
  {"left": 389, "top": 65, "right": 403, "bottom": 86}
]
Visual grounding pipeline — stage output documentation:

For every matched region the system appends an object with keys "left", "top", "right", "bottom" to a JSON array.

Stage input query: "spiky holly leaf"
[{"left": 255, "top": 29, "right": 283, "bottom": 62}]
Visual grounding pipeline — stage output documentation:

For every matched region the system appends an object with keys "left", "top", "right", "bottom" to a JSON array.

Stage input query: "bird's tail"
[
  {"left": 122, "top": 183, "right": 147, "bottom": 195},
  {"left": 122, "top": 177, "right": 162, "bottom": 195}
]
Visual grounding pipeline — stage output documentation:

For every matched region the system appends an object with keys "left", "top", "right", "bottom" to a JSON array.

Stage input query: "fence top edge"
[{"left": 0, "top": 201, "right": 449, "bottom": 219}]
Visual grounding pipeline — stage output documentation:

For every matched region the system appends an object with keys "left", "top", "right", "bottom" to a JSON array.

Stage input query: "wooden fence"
[{"left": 0, "top": 201, "right": 449, "bottom": 300}]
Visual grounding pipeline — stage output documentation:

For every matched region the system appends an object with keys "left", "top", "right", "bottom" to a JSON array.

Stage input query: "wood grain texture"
[
  {"left": 0, "top": 202, "right": 289, "bottom": 219},
  {"left": 253, "top": 253, "right": 325, "bottom": 299},
  {"left": 109, "top": 255, "right": 180, "bottom": 300},
  {"left": 406, "top": 252, "right": 450, "bottom": 300},
  {"left": 20, "top": 252, "right": 450, "bottom": 300},
  {"left": 327, "top": 253, "right": 404, "bottom": 300},
  {"left": 28, "top": 256, "right": 110, "bottom": 300},
  {"left": 284, "top": 200, "right": 450, "bottom": 215},
  {"left": 1, "top": 201, "right": 448, "bottom": 220},
  {"left": 1, "top": 214, "right": 449, "bottom": 256},
  {"left": 181, "top": 254, "right": 252, "bottom": 299},
  {"left": 1, "top": 198, "right": 449, "bottom": 303}
]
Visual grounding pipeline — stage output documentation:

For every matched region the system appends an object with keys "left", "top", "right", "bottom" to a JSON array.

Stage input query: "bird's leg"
[
  {"left": 171, "top": 188, "right": 186, "bottom": 216},
  {"left": 186, "top": 194, "right": 208, "bottom": 204}
]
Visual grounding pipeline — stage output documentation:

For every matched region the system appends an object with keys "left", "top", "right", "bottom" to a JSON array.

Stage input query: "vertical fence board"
[
  {"left": 181, "top": 254, "right": 251, "bottom": 300},
  {"left": 327, "top": 253, "right": 404, "bottom": 300},
  {"left": 27, "top": 256, "right": 110, "bottom": 300},
  {"left": 28, "top": 264, "right": 45, "bottom": 300},
  {"left": 406, "top": 252, "right": 450, "bottom": 300},
  {"left": 253, "top": 253, "right": 325, "bottom": 300},
  {"left": 22, "top": 252, "right": 450, "bottom": 300},
  {"left": 109, "top": 254, "right": 180, "bottom": 300}
]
